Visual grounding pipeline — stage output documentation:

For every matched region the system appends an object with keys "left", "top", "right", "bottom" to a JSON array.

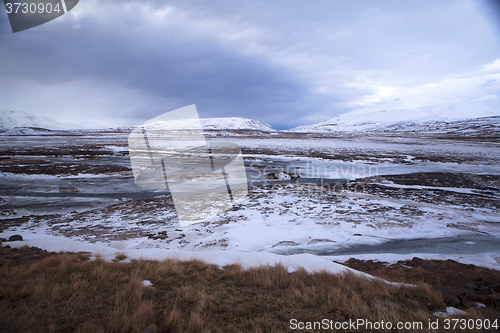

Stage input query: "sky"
[{"left": 1, "top": 0, "right": 499, "bottom": 129}]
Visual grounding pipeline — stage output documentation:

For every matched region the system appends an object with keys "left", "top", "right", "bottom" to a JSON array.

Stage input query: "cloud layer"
[{"left": 1, "top": 0, "right": 499, "bottom": 129}]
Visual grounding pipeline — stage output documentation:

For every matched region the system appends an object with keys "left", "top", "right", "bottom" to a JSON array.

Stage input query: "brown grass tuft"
[
  {"left": 1, "top": 246, "right": 495, "bottom": 332},
  {"left": 113, "top": 252, "right": 128, "bottom": 262}
]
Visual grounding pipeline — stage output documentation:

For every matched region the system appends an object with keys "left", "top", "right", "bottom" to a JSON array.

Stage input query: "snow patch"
[
  {"left": 0, "top": 230, "right": 373, "bottom": 277},
  {"left": 142, "top": 280, "right": 153, "bottom": 288},
  {"left": 434, "top": 307, "right": 469, "bottom": 318}
]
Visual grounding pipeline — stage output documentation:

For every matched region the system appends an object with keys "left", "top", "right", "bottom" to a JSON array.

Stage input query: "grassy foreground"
[{"left": 0, "top": 245, "right": 495, "bottom": 332}]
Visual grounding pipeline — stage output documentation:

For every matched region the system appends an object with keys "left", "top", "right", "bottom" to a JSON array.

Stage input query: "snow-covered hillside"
[
  {"left": 381, "top": 116, "right": 500, "bottom": 136},
  {"left": 0, "top": 110, "right": 81, "bottom": 130},
  {"left": 144, "top": 117, "right": 276, "bottom": 132},
  {"left": 290, "top": 99, "right": 500, "bottom": 133},
  {"left": 202, "top": 117, "right": 276, "bottom": 131}
]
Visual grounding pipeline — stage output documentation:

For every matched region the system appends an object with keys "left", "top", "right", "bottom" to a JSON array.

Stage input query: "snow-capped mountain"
[
  {"left": 144, "top": 117, "right": 276, "bottom": 132},
  {"left": 290, "top": 99, "right": 500, "bottom": 133},
  {"left": 381, "top": 115, "right": 500, "bottom": 136},
  {"left": 0, "top": 110, "right": 81, "bottom": 130},
  {"left": 201, "top": 117, "right": 276, "bottom": 131}
]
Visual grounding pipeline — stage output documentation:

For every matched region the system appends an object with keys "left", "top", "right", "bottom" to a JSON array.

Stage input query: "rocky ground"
[
  {"left": 1, "top": 129, "right": 499, "bottom": 266},
  {"left": 343, "top": 257, "right": 500, "bottom": 320}
]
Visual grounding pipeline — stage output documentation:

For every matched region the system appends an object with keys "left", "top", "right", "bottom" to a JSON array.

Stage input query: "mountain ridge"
[
  {"left": 0, "top": 110, "right": 82, "bottom": 130},
  {"left": 289, "top": 99, "right": 500, "bottom": 133},
  {"left": 0, "top": 111, "right": 277, "bottom": 132}
]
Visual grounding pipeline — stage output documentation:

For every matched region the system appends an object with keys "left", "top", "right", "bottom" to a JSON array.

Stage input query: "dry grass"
[
  {"left": 0, "top": 246, "right": 495, "bottom": 332},
  {"left": 112, "top": 252, "right": 128, "bottom": 262}
]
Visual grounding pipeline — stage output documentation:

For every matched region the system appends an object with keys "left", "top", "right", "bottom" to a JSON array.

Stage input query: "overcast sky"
[{"left": 1, "top": 0, "right": 499, "bottom": 129}]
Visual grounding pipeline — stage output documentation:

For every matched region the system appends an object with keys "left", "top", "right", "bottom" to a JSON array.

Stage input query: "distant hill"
[
  {"left": 289, "top": 99, "right": 500, "bottom": 133},
  {"left": 0, "top": 110, "right": 82, "bottom": 131},
  {"left": 201, "top": 117, "right": 276, "bottom": 131},
  {"left": 143, "top": 117, "right": 277, "bottom": 132}
]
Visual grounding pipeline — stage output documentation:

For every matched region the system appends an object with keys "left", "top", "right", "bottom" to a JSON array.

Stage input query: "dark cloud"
[{"left": 0, "top": 0, "right": 499, "bottom": 129}]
